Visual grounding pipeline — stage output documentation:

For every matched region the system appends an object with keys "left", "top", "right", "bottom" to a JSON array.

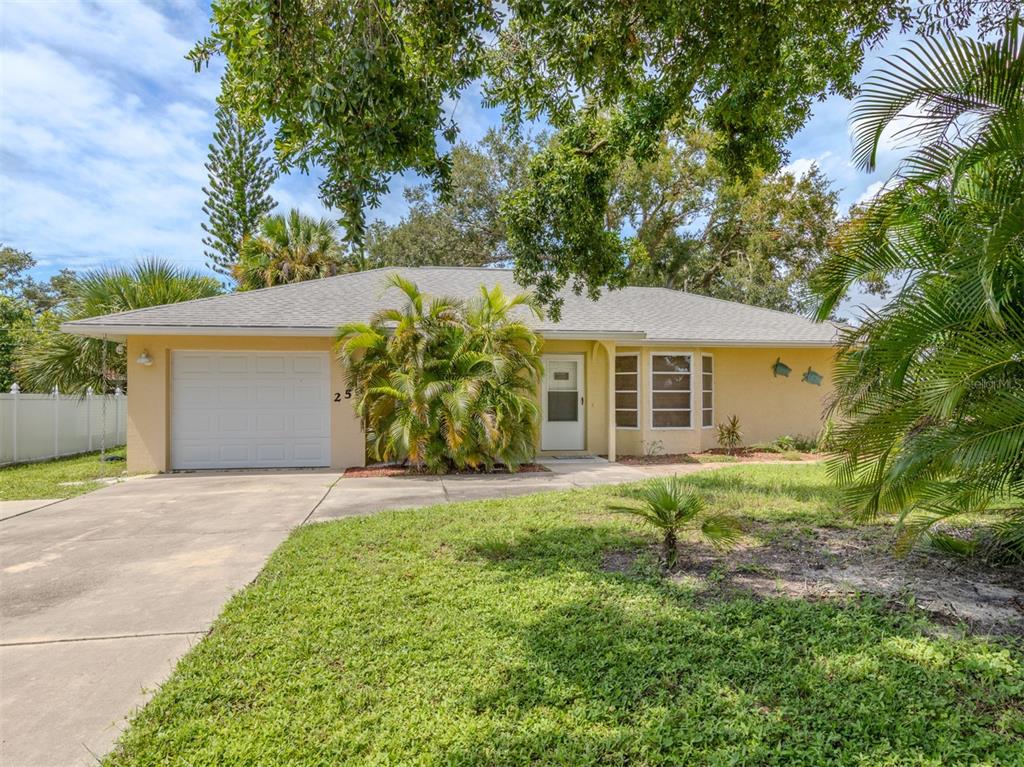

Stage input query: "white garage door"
[{"left": 171, "top": 351, "right": 331, "bottom": 470}]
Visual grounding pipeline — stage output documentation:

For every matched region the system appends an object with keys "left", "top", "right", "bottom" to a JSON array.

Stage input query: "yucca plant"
[
  {"left": 716, "top": 415, "right": 743, "bottom": 455},
  {"left": 812, "top": 18, "right": 1024, "bottom": 557},
  {"left": 609, "top": 476, "right": 741, "bottom": 569}
]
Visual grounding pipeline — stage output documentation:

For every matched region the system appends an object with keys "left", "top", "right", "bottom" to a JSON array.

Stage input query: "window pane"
[
  {"left": 547, "top": 362, "right": 577, "bottom": 390},
  {"left": 615, "top": 373, "right": 637, "bottom": 392},
  {"left": 653, "top": 392, "right": 690, "bottom": 409},
  {"left": 702, "top": 355, "right": 713, "bottom": 373},
  {"left": 615, "top": 355, "right": 638, "bottom": 373},
  {"left": 653, "top": 373, "right": 690, "bottom": 391},
  {"left": 652, "top": 354, "right": 690, "bottom": 373},
  {"left": 703, "top": 410, "right": 714, "bottom": 427},
  {"left": 616, "top": 410, "right": 638, "bottom": 428},
  {"left": 702, "top": 391, "right": 713, "bottom": 409},
  {"left": 653, "top": 410, "right": 691, "bottom": 428},
  {"left": 702, "top": 372, "right": 713, "bottom": 391},
  {"left": 615, "top": 392, "right": 637, "bottom": 410},
  {"left": 547, "top": 391, "right": 578, "bottom": 422}
]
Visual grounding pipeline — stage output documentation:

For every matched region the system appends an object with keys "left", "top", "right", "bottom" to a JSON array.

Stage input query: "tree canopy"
[{"left": 191, "top": 0, "right": 969, "bottom": 312}]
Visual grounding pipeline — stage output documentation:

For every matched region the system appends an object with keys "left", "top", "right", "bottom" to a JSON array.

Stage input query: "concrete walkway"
[{"left": 0, "top": 457, "right": 733, "bottom": 765}]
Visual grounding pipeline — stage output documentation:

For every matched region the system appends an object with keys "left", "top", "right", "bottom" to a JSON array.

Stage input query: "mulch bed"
[
  {"left": 344, "top": 463, "right": 550, "bottom": 478},
  {"left": 618, "top": 450, "right": 822, "bottom": 465}
]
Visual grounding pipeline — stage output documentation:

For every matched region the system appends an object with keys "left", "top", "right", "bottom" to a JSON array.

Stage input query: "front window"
[
  {"left": 615, "top": 354, "right": 639, "bottom": 428},
  {"left": 651, "top": 353, "right": 692, "bottom": 428},
  {"left": 702, "top": 354, "right": 714, "bottom": 427}
]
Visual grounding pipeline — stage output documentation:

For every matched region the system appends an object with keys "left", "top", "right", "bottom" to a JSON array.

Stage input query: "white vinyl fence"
[{"left": 0, "top": 384, "right": 126, "bottom": 466}]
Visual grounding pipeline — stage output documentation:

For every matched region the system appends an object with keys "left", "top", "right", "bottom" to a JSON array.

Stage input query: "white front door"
[
  {"left": 170, "top": 351, "right": 331, "bottom": 470},
  {"left": 541, "top": 354, "right": 585, "bottom": 451}
]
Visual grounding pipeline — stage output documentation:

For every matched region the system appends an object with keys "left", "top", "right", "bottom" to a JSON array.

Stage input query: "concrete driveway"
[{"left": 0, "top": 471, "right": 337, "bottom": 767}]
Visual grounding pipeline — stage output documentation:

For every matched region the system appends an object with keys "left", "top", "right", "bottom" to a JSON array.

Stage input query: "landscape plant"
[
  {"left": 716, "top": 415, "right": 743, "bottom": 455},
  {"left": 812, "top": 18, "right": 1024, "bottom": 555},
  {"left": 609, "top": 475, "right": 741, "bottom": 568},
  {"left": 335, "top": 275, "right": 543, "bottom": 473}
]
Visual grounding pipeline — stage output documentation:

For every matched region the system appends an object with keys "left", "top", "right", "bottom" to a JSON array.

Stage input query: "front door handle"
[{"left": 580, "top": 396, "right": 584, "bottom": 405}]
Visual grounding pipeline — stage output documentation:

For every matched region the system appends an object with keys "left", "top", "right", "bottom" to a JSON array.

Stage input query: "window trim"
[
  {"left": 701, "top": 353, "right": 714, "bottom": 429},
  {"left": 648, "top": 351, "right": 694, "bottom": 430},
  {"left": 614, "top": 353, "right": 640, "bottom": 431}
]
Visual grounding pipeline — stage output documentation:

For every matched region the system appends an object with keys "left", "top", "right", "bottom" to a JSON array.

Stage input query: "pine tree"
[{"left": 201, "top": 106, "right": 278, "bottom": 276}]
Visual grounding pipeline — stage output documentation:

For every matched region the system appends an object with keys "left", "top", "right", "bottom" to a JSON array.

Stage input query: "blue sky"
[{"left": 2, "top": 0, "right": 913, "bottom": 313}]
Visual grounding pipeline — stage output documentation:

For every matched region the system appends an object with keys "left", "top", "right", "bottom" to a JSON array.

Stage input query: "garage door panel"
[
  {"left": 175, "top": 354, "right": 213, "bottom": 375},
  {"left": 292, "top": 355, "right": 325, "bottom": 374},
  {"left": 171, "top": 351, "right": 332, "bottom": 470}
]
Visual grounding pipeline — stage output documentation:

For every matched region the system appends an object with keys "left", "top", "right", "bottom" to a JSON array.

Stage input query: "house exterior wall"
[
  {"left": 124, "top": 336, "right": 364, "bottom": 474},
  {"left": 611, "top": 345, "right": 835, "bottom": 457},
  {"left": 123, "top": 333, "right": 834, "bottom": 473}
]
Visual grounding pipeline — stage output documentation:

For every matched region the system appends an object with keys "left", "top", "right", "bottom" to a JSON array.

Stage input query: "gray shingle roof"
[{"left": 63, "top": 267, "right": 840, "bottom": 346}]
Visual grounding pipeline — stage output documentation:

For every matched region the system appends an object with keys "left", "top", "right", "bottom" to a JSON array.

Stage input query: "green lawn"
[
  {"left": 107, "top": 464, "right": 1023, "bottom": 766},
  {"left": 0, "top": 448, "right": 127, "bottom": 500}
]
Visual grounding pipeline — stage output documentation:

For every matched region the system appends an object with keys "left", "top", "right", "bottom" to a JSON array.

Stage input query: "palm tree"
[
  {"left": 234, "top": 209, "right": 347, "bottom": 290},
  {"left": 609, "top": 476, "right": 741, "bottom": 569},
  {"left": 335, "top": 275, "right": 543, "bottom": 472},
  {"left": 811, "top": 19, "right": 1024, "bottom": 556},
  {"left": 16, "top": 259, "right": 221, "bottom": 395}
]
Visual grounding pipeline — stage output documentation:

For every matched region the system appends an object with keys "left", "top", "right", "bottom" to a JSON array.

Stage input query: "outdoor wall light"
[
  {"left": 802, "top": 367, "right": 823, "bottom": 386},
  {"left": 136, "top": 350, "right": 153, "bottom": 366},
  {"left": 772, "top": 357, "right": 792, "bottom": 378}
]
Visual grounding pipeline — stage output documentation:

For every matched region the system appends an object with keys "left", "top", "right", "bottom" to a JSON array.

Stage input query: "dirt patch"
[
  {"left": 344, "top": 463, "right": 550, "bottom": 478},
  {"left": 602, "top": 524, "right": 1024, "bottom": 636},
  {"left": 618, "top": 451, "right": 821, "bottom": 465}
]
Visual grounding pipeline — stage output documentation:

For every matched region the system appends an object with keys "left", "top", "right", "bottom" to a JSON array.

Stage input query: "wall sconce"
[
  {"left": 802, "top": 367, "right": 823, "bottom": 386},
  {"left": 136, "top": 350, "right": 153, "bottom": 366},
  {"left": 772, "top": 357, "right": 792, "bottom": 378}
]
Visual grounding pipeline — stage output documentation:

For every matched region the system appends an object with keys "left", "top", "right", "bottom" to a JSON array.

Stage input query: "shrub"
[
  {"left": 608, "top": 476, "right": 741, "bottom": 569},
  {"left": 336, "top": 275, "right": 542, "bottom": 473},
  {"left": 716, "top": 415, "right": 743, "bottom": 454}
]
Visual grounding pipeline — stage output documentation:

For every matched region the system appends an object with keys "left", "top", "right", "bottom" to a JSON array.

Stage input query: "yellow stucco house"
[{"left": 63, "top": 267, "right": 840, "bottom": 474}]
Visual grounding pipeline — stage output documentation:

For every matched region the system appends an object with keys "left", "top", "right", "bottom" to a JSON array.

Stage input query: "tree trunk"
[{"left": 663, "top": 530, "right": 679, "bottom": 570}]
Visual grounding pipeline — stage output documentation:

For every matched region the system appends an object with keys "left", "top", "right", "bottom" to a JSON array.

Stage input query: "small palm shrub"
[
  {"left": 609, "top": 476, "right": 741, "bottom": 569},
  {"left": 336, "top": 275, "right": 542, "bottom": 473},
  {"left": 716, "top": 415, "right": 743, "bottom": 454}
]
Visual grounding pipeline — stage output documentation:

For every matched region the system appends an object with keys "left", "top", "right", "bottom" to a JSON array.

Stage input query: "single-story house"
[{"left": 63, "top": 267, "right": 840, "bottom": 473}]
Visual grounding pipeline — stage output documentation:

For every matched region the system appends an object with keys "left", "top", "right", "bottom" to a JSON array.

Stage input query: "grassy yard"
[
  {"left": 107, "top": 464, "right": 1023, "bottom": 766},
  {"left": 0, "top": 448, "right": 127, "bottom": 500}
]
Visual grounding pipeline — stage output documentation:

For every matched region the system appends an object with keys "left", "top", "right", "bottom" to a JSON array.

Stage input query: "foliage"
[
  {"left": 335, "top": 275, "right": 542, "bottom": 472},
  {"left": 716, "top": 415, "right": 744, "bottom": 455},
  {"left": 233, "top": 209, "right": 347, "bottom": 290},
  {"left": 811, "top": 19, "right": 1024, "bottom": 555},
  {"left": 104, "top": 465, "right": 1022, "bottom": 766},
  {"left": 0, "top": 448, "right": 126, "bottom": 501},
  {"left": 611, "top": 137, "right": 841, "bottom": 313},
  {"left": 1, "top": 245, "right": 78, "bottom": 389},
  {"left": 201, "top": 105, "right": 278, "bottom": 277},
  {"left": 16, "top": 259, "right": 221, "bottom": 395},
  {"left": 366, "top": 130, "right": 539, "bottom": 268},
  {"left": 188, "top": 0, "right": 966, "bottom": 314},
  {"left": 609, "top": 476, "right": 741, "bottom": 568}
]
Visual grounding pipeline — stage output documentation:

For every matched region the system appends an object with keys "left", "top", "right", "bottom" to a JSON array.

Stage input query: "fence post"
[
  {"left": 10, "top": 383, "right": 18, "bottom": 464},
  {"left": 52, "top": 386, "right": 60, "bottom": 459},
  {"left": 86, "top": 386, "right": 94, "bottom": 452},
  {"left": 114, "top": 387, "right": 123, "bottom": 445}
]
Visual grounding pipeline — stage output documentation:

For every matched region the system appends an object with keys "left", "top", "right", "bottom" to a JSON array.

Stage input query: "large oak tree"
[{"left": 190, "top": 0, "right": 1013, "bottom": 314}]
